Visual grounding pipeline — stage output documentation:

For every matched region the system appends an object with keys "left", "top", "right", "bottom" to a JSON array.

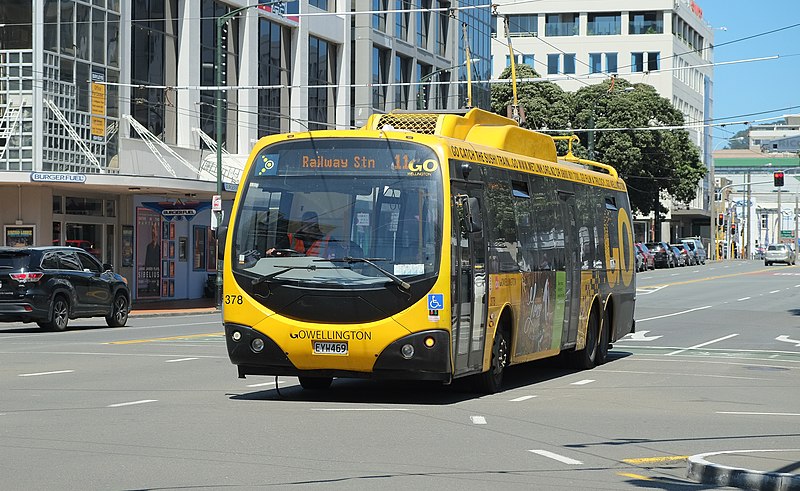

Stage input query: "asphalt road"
[{"left": 1, "top": 260, "right": 798, "bottom": 490}]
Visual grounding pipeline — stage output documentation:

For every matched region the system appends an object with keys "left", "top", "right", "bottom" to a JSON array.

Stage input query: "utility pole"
[
  {"left": 777, "top": 185, "right": 782, "bottom": 245},
  {"left": 746, "top": 172, "right": 751, "bottom": 259}
]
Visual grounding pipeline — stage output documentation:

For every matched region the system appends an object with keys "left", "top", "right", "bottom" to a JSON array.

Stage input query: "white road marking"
[
  {"left": 528, "top": 450, "right": 583, "bottom": 465},
  {"left": 471, "top": 416, "right": 487, "bottom": 425},
  {"left": 666, "top": 334, "right": 739, "bottom": 356},
  {"left": 165, "top": 357, "right": 199, "bottom": 363},
  {"left": 636, "top": 286, "right": 668, "bottom": 295},
  {"left": 737, "top": 297, "right": 751, "bottom": 301},
  {"left": 510, "top": 395, "right": 537, "bottom": 402},
  {"left": 310, "top": 408, "right": 410, "bottom": 411},
  {"left": 622, "top": 330, "right": 662, "bottom": 341},
  {"left": 769, "top": 290, "right": 781, "bottom": 294},
  {"left": 776, "top": 335, "right": 800, "bottom": 347},
  {"left": 108, "top": 400, "right": 158, "bottom": 408},
  {"left": 637, "top": 305, "right": 712, "bottom": 322},
  {"left": 18, "top": 370, "right": 74, "bottom": 377},
  {"left": 717, "top": 411, "right": 800, "bottom": 417},
  {"left": 246, "top": 381, "right": 277, "bottom": 387},
  {"left": 571, "top": 379, "right": 595, "bottom": 386}
]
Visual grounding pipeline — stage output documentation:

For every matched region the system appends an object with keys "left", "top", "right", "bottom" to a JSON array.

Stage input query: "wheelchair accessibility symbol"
[
  {"left": 428, "top": 294, "right": 444, "bottom": 310},
  {"left": 427, "top": 293, "right": 443, "bottom": 321}
]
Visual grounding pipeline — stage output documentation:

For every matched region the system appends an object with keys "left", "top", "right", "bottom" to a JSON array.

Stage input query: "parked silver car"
[{"left": 764, "top": 244, "right": 796, "bottom": 266}]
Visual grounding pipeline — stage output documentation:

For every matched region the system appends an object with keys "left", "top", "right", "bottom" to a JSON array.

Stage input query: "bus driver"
[{"left": 267, "top": 211, "right": 332, "bottom": 257}]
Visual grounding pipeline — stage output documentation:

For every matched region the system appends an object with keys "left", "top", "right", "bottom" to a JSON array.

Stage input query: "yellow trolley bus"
[{"left": 221, "top": 108, "right": 635, "bottom": 392}]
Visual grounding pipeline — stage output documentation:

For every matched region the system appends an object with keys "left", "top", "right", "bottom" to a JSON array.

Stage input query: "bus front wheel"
[
  {"left": 298, "top": 376, "right": 333, "bottom": 390},
  {"left": 474, "top": 328, "right": 508, "bottom": 394}
]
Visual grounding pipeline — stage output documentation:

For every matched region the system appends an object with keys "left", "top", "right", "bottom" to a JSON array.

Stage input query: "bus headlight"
[
  {"left": 251, "top": 338, "right": 265, "bottom": 352},
  {"left": 401, "top": 344, "right": 414, "bottom": 359},
  {"left": 423, "top": 336, "right": 435, "bottom": 348},
  {"left": 232, "top": 331, "right": 242, "bottom": 342}
]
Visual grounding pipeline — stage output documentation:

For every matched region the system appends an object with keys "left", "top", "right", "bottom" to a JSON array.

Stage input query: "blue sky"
[{"left": 700, "top": 0, "right": 800, "bottom": 145}]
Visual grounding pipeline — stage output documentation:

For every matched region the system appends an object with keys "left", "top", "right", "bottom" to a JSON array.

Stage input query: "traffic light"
[
  {"left": 774, "top": 171, "right": 785, "bottom": 187},
  {"left": 731, "top": 224, "right": 736, "bottom": 234},
  {"left": 718, "top": 213, "right": 724, "bottom": 223}
]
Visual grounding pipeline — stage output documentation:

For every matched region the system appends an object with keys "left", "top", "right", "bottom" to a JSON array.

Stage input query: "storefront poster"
[
  {"left": 121, "top": 226, "right": 133, "bottom": 267},
  {"left": 136, "top": 207, "right": 162, "bottom": 299},
  {"left": 5, "top": 225, "right": 35, "bottom": 247}
]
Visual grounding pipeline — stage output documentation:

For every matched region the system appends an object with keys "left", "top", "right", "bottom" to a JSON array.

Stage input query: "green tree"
[
  {"left": 571, "top": 80, "right": 704, "bottom": 215},
  {"left": 491, "top": 71, "right": 704, "bottom": 215},
  {"left": 490, "top": 64, "right": 574, "bottom": 134}
]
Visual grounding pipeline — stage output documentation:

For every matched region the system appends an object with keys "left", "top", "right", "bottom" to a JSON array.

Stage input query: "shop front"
[
  {"left": 1, "top": 172, "right": 234, "bottom": 302},
  {"left": 133, "top": 196, "right": 219, "bottom": 301}
]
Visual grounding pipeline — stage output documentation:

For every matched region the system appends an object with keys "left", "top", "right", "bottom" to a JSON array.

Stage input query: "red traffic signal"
[
  {"left": 718, "top": 213, "right": 724, "bottom": 222},
  {"left": 774, "top": 171, "right": 785, "bottom": 187},
  {"left": 731, "top": 224, "right": 736, "bottom": 234}
]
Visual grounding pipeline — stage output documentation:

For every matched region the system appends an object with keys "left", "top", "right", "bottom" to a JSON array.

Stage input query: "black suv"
[{"left": 0, "top": 246, "right": 130, "bottom": 331}]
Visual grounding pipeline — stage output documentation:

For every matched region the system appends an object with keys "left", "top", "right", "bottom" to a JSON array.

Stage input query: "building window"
[
  {"left": 547, "top": 53, "right": 559, "bottom": 74},
  {"left": 396, "top": 0, "right": 411, "bottom": 41},
  {"left": 507, "top": 14, "right": 537, "bottom": 37},
  {"left": 44, "top": 0, "right": 58, "bottom": 52},
  {"left": 589, "top": 53, "right": 602, "bottom": 74},
  {"left": 647, "top": 52, "right": 660, "bottom": 71},
  {"left": 309, "top": 0, "right": 328, "bottom": 10},
  {"left": 308, "top": 36, "right": 335, "bottom": 130},
  {"left": 563, "top": 53, "right": 576, "bottom": 74},
  {"left": 629, "top": 11, "right": 663, "bottom": 34},
  {"left": 0, "top": 0, "right": 33, "bottom": 49},
  {"left": 373, "top": 47, "right": 389, "bottom": 110},
  {"left": 373, "top": 0, "right": 388, "bottom": 31},
  {"left": 258, "top": 18, "right": 285, "bottom": 136},
  {"left": 417, "top": 0, "right": 431, "bottom": 49},
  {"left": 545, "top": 13, "right": 578, "bottom": 37},
  {"left": 605, "top": 53, "right": 618, "bottom": 73},
  {"left": 436, "top": 4, "right": 448, "bottom": 56},
  {"left": 522, "top": 54, "right": 534, "bottom": 67},
  {"left": 199, "top": 0, "right": 237, "bottom": 151},
  {"left": 632, "top": 52, "right": 659, "bottom": 72},
  {"left": 395, "top": 55, "right": 411, "bottom": 109},
  {"left": 631, "top": 52, "right": 644, "bottom": 72},
  {"left": 131, "top": 0, "right": 178, "bottom": 141},
  {"left": 587, "top": 12, "right": 620, "bottom": 35}
]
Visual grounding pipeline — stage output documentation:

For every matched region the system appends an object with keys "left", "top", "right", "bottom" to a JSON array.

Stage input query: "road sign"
[
  {"left": 780, "top": 230, "right": 794, "bottom": 239},
  {"left": 212, "top": 195, "right": 222, "bottom": 211}
]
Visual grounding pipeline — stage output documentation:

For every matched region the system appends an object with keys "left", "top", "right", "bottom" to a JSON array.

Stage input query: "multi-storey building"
[
  {"left": 0, "top": 0, "right": 491, "bottom": 300},
  {"left": 750, "top": 115, "right": 800, "bottom": 153},
  {"left": 490, "top": 0, "right": 715, "bottom": 244}
]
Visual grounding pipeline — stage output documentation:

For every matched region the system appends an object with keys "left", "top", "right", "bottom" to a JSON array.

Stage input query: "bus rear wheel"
[
  {"left": 571, "top": 308, "right": 599, "bottom": 370},
  {"left": 474, "top": 328, "right": 508, "bottom": 394},
  {"left": 595, "top": 308, "right": 611, "bottom": 366},
  {"left": 298, "top": 376, "right": 333, "bottom": 390}
]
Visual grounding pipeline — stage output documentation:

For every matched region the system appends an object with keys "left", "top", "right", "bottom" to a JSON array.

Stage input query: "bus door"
[
  {"left": 557, "top": 189, "right": 581, "bottom": 346},
  {"left": 450, "top": 184, "right": 487, "bottom": 376}
]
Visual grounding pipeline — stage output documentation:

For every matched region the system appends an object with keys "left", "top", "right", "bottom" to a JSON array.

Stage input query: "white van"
[{"left": 680, "top": 237, "right": 707, "bottom": 264}]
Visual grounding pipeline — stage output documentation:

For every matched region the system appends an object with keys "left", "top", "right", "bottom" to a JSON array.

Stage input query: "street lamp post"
[{"left": 215, "top": 2, "right": 289, "bottom": 306}]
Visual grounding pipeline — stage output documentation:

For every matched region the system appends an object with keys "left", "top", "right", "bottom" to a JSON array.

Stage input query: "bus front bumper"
[{"left": 225, "top": 323, "right": 451, "bottom": 382}]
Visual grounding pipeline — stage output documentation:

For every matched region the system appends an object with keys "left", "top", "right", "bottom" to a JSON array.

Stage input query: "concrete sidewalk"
[
  {"left": 687, "top": 449, "right": 800, "bottom": 490},
  {"left": 129, "top": 298, "right": 219, "bottom": 317}
]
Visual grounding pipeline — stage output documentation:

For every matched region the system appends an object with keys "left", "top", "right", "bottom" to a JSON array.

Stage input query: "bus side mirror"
[
  {"left": 217, "top": 226, "right": 227, "bottom": 260},
  {"left": 463, "top": 197, "right": 482, "bottom": 234}
]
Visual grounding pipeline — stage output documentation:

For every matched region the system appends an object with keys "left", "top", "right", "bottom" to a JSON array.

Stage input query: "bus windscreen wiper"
[
  {"left": 252, "top": 264, "right": 344, "bottom": 286},
  {"left": 325, "top": 256, "right": 411, "bottom": 291}
]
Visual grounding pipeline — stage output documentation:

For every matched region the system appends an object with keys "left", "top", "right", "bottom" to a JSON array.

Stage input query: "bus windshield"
[{"left": 231, "top": 138, "right": 443, "bottom": 289}]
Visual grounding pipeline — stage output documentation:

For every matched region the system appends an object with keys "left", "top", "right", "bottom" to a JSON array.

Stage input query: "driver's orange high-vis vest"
[{"left": 288, "top": 233, "right": 330, "bottom": 256}]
